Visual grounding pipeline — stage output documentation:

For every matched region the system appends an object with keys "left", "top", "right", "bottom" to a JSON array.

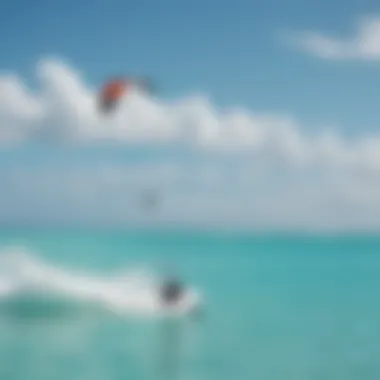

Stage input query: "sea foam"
[{"left": 0, "top": 246, "right": 201, "bottom": 319}]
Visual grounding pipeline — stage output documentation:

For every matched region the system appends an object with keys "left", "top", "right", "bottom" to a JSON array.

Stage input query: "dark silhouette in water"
[
  {"left": 160, "top": 276, "right": 184, "bottom": 306},
  {"left": 156, "top": 275, "right": 184, "bottom": 379},
  {"left": 156, "top": 276, "right": 203, "bottom": 379}
]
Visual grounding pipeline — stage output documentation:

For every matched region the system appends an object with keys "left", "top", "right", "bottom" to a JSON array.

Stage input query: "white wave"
[{"left": 0, "top": 246, "right": 202, "bottom": 319}]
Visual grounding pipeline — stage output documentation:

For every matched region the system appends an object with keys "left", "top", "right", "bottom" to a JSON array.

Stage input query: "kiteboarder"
[{"left": 160, "top": 275, "right": 184, "bottom": 306}]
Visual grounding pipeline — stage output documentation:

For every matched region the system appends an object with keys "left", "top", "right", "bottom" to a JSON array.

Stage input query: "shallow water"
[{"left": 0, "top": 230, "right": 379, "bottom": 379}]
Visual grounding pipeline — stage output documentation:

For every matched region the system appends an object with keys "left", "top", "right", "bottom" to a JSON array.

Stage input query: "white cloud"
[
  {"left": 2, "top": 57, "right": 380, "bottom": 231},
  {"left": 1, "top": 56, "right": 380, "bottom": 174},
  {"left": 0, "top": 56, "right": 379, "bottom": 173},
  {"left": 283, "top": 16, "right": 380, "bottom": 60}
]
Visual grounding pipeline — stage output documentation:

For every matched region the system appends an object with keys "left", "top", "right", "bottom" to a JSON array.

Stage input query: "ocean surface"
[{"left": 0, "top": 229, "right": 379, "bottom": 380}]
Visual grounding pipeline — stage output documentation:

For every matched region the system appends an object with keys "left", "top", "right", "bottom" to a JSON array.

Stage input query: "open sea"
[{"left": 0, "top": 229, "right": 379, "bottom": 380}]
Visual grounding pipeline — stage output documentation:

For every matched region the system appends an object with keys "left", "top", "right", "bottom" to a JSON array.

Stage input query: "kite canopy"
[{"left": 97, "top": 77, "right": 155, "bottom": 114}]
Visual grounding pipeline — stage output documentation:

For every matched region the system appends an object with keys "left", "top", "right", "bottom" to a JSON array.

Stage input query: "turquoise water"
[{"left": 0, "top": 230, "right": 379, "bottom": 379}]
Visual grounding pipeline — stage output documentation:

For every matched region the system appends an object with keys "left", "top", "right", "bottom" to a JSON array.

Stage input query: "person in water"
[
  {"left": 160, "top": 276, "right": 184, "bottom": 305},
  {"left": 160, "top": 275, "right": 204, "bottom": 323}
]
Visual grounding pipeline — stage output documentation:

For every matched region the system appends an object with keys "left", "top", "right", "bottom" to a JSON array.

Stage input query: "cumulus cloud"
[
  {"left": 2, "top": 57, "right": 380, "bottom": 231},
  {"left": 1, "top": 56, "right": 380, "bottom": 172},
  {"left": 283, "top": 15, "right": 380, "bottom": 60}
]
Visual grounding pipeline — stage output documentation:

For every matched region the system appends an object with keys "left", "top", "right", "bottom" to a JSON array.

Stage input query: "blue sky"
[
  {"left": 1, "top": 0, "right": 380, "bottom": 230},
  {"left": 1, "top": 0, "right": 380, "bottom": 132}
]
